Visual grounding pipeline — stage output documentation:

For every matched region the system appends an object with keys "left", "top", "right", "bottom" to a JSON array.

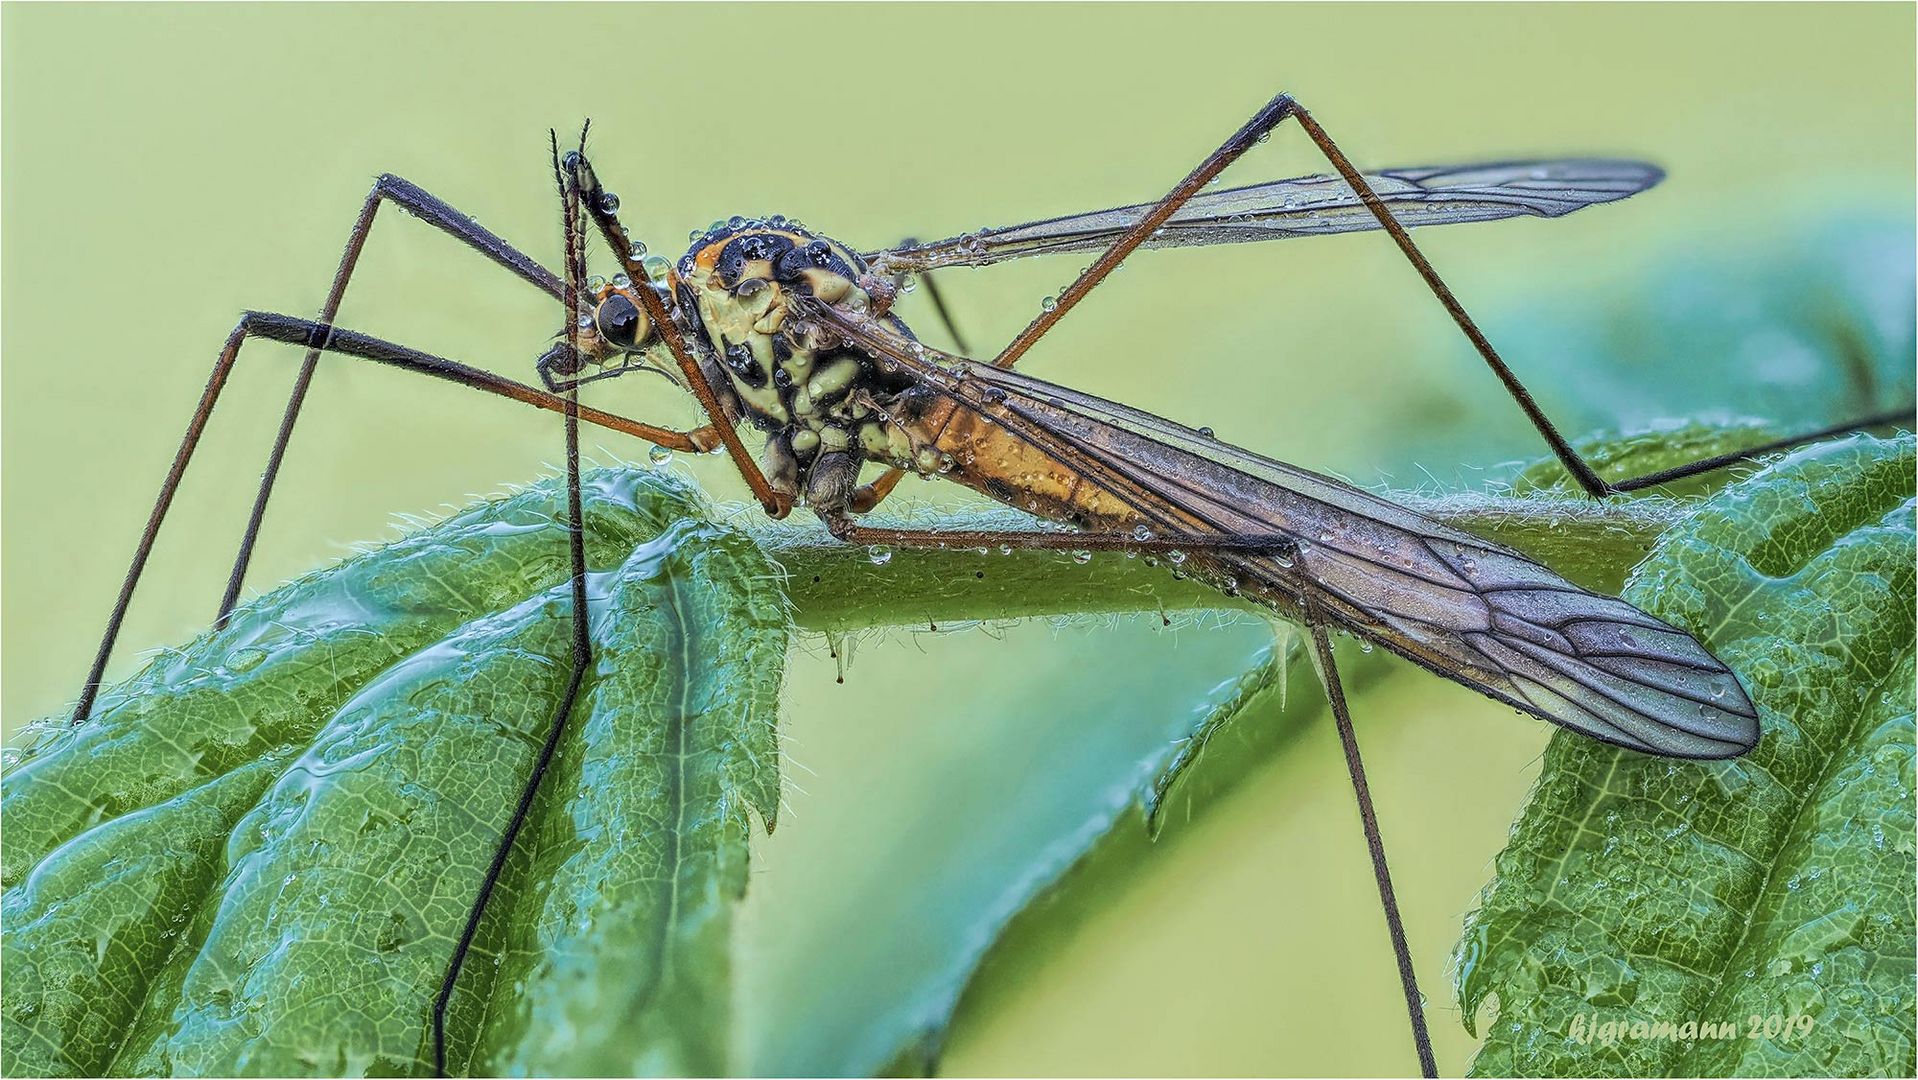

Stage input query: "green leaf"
[
  {"left": 1455, "top": 433, "right": 1916, "bottom": 1077},
  {"left": 1, "top": 471, "right": 787, "bottom": 1077}
]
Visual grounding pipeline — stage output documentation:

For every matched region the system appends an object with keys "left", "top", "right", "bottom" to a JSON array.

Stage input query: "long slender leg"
[
  {"left": 1604, "top": 405, "right": 1915, "bottom": 492},
  {"left": 990, "top": 92, "right": 1299, "bottom": 372},
  {"left": 1274, "top": 100, "right": 1918, "bottom": 497},
  {"left": 825, "top": 517, "right": 1300, "bottom": 556},
  {"left": 824, "top": 513, "right": 1438, "bottom": 1072},
  {"left": 429, "top": 381, "right": 591, "bottom": 1078},
  {"left": 431, "top": 128, "right": 601, "bottom": 1077},
  {"left": 562, "top": 149, "right": 793, "bottom": 519},
  {"left": 971, "top": 90, "right": 1911, "bottom": 496},
  {"left": 69, "top": 312, "right": 714, "bottom": 725},
  {"left": 1304, "top": 594, "right": 1437, "bottom": 1078},
  {"left": 220, "top": 175, "right": 571, "bottom": 629}
]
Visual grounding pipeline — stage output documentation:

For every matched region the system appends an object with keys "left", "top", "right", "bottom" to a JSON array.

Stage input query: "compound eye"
[{"left": 595, "top": 293, "right": 650, "bottom": 349}]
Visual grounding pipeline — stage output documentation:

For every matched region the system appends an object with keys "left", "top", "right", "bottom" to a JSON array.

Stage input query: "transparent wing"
[
  {"left": 805, "top": 301, "right": 1757, "bottom": 759},
  {"left": 865, "top": 159, "right": 1663, "bottom": 273}
]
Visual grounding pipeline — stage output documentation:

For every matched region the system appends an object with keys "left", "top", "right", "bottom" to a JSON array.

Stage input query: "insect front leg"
[
  {"left": 561, "top": 147, "right": 794, "bottom": 519},
  {"left": 431, "top": 135, "right": 600, "bottom": 1075},
  {"left": 70, "top": 313, "right": 715, "bottom": 726},
  {"left": 224, "top": 174, "right": 574, "bottom": 630}
]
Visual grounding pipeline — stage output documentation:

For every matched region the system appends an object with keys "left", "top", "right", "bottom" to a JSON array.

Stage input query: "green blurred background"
[{"left": 3, "top": 3, "right": 1912, "bottom": 1075}]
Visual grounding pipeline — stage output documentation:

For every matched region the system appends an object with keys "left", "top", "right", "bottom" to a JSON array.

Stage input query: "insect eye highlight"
[{"left": 595, "top": 293, "right": 651, "bottom": 349}]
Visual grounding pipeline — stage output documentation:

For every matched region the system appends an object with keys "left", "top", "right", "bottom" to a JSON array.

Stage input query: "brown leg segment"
[
  {"left": 69, "top": 312, "right": 712, "bottom": 726},
  {"left": 221, "top": 174, "right": 573, "bottom": 629},
  {"left": 989, "top": 92, "right": 1302, "bottom": 373},
  {"left": 1304, "top": 594, "right": 1438, "bottom": 1078},
  {"left": 825, "top": 513, "right": 1439, "bottom": 1073},
  {"left": 1275, "top": 100, "right": 1915, "bottom": 496},
  {"left": 565, "top": 150, "right": 794, "bottom": 519}
]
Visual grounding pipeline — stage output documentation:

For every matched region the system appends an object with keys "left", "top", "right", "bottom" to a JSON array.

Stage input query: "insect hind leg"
[
  {"left": 1276, "top": 97, "right": 1915, "bottom": 496},
  {"left": 1304, "top": 592, "right": 1438, "bottom": 1078}
]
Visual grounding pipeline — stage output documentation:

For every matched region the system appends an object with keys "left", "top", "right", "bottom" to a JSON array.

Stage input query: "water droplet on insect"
[
  {"left": 597, "top": 191, "right": 620, "bottom": 213},
  {"left": 1132, "top": 524, "right": 1154, "bottom": 542},
  {"left": 1358, "top": 641, "right": 1374, "bottom": 653},
  {"left": 1168, "top": 549, "right": 1187, "bottom": 566},
  {"left": 628, "top": 240, "right": 647, "bottom": 259},
  {"left": 1072, "top": 550, "right": 1093, "bottom": 565},
  {"left": 1197, "top": 426, "right": 1215, "bottom": 438},
  {"left": 577, "top": 314, "right": 594, "bottom": 329},
  {"left": 648, "top": 445, "right": 672, "bottom": 467},
  {"left": 867, "top": 546, "right": 893, "bottom": 566},
  {"left": 644, "top": 255, "right": 671, "bottom": 279},
  {"left": 612, "top": 272, "right": 631, "bottom": 288},
  {"left": 728, "top": 215, "right": 745, "bottom": 228},
  {"left": 587, "top": 275, "right": 606, "bottom": 291},
  {"left": 1040, "top": 295, "right": 1058, "bottom": 312}
]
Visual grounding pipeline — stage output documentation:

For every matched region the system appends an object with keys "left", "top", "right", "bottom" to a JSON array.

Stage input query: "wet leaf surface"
[
  {"left": 2, "top": 471, "right": 787, "bottom": 1076},
  {"left": 1456, "top": 434, "right": 1916, "bottom": 1077}
]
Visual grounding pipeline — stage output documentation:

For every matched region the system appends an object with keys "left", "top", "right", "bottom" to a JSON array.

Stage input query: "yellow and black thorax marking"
[{"left": 669, "top": 219, "right": 924, "bottom": 495}]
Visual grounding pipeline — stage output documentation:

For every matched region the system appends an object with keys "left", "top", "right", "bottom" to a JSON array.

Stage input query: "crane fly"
[{"left": 61, "top": 91, "right": 1910, "bottom": 1076}]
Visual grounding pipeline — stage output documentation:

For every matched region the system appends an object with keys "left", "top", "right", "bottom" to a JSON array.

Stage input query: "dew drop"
[
  {"left": 628, "top": 240, "right": 648, "bottom": 258},
  {"left": 867, "top": 546, "right": 894, "bottom": 566},
  {"left": 597, "top": 191, "right": 620, "bottom": 213},
  {"left": 1040, "top": 296, "right": 1058, "bottom": 312},
  {"left": 1072, "top": 550, "right": 1093, "bottom": 565},
  {"left": 648, "top": 445, "right": 672, "bottom": 467},
  {"left": 1197, "top": 426, "right": 1215, "bottom": 439}
]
